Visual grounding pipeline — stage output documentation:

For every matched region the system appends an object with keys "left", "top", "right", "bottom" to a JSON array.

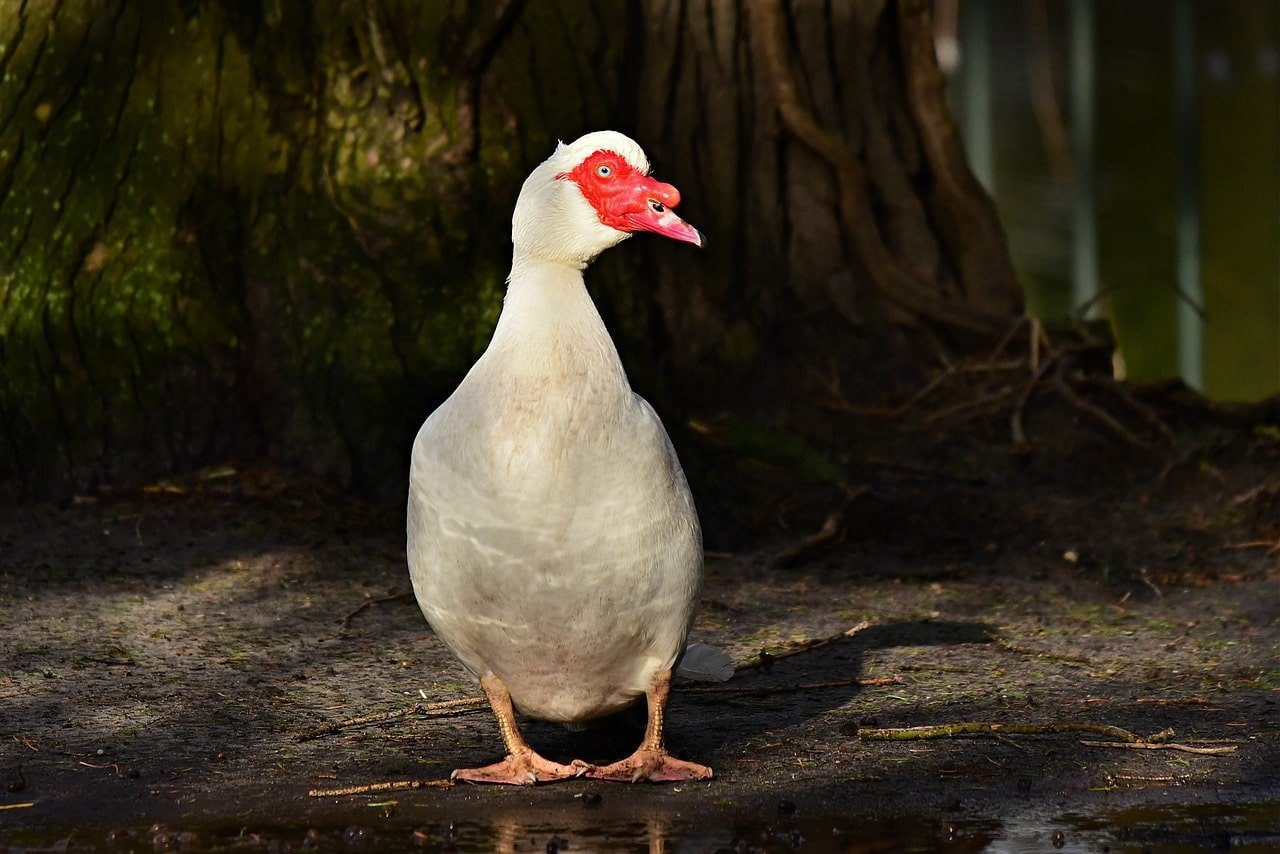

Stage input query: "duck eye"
[
  {"left": 649, "top": 199, "right": 665, "bottom": 214},
  {"left": 596, "top": 164, "right": 612, "bottom": 178}
]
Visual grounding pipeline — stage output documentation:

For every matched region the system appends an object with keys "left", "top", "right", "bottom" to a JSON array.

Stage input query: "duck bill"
[{"left": 624, "top": 209, "right": 706, "bottom": 247}]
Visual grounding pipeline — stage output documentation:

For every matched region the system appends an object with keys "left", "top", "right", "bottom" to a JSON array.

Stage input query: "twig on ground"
[
  {"left": 77, "top": 761, "right": 122, "bottom": 775},
  {"left": 309, "top": 779, "right": 453, "bottom": 797},
  {"left": 296, "top": 697, "right": 487, "bottom": 742},
  {"left": 0, "top": 803, "right": 35, "bottom": 811},
  {"left": 857, "top": 721, "right": 1140, "bottom": 742},
  {"left": 682, "top": 676, "right": 898, "bottom": 698},
  {"left": 767, "top": 489, "right": 867, "bottom": 569},
  {"left": 1136, "top": 568, "right": 1164, "bottom": 598},
  {"left": 1224, "top": 537, "right": 1280, "bottom": 558},
  {"left": 857, "top": 722, "right": 1238, "bottom": 756},
  {"left": 1081, "top": 741, "right": 1236, "bottom": 755},
  {"left": 1229, "top": 484, "right": 1269, "bottom": 506},
  {"left": 1136, "top": 697, "right": 1210, "bottom": 705},
  {"left": 736, "top": 621, "right": 873, "bottom": 673},
  {"left": 995, "top": 639, "right": 1093, "bottom": 664},
  {"left": 339, "top": 590, "right": 414, "bottom": 632}
]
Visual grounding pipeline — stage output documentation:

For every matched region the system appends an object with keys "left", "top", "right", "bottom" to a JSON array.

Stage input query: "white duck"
[{"left": 407, "top": 131, "right": 724, "bottom": 785}]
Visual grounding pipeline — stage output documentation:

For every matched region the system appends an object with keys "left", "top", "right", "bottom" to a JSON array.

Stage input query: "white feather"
[{"left": 674, "top": 642, "right": 734, "bottom": 682}]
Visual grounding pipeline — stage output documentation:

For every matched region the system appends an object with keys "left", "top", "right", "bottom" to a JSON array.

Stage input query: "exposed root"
[{"left": 1053, "top": 373, "right": 1153, "bottom": 451}]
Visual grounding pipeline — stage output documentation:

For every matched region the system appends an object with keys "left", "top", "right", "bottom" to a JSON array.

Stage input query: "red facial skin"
[{"left": 558, "top": 150, "right": 704, "bottom": 247}]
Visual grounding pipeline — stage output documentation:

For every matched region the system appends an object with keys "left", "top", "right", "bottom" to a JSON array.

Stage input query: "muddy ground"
[{"left": 1, "top": 403, "right": 1278, "bottom": 850}]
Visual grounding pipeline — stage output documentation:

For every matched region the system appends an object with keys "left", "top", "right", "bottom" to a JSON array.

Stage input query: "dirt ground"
[{"left": 1, "top": 402, "right": 1278, "bottom": 850}]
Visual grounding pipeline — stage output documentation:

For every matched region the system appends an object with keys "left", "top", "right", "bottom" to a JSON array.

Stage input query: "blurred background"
[
  {"left": 0, "top": 0, "right": 1276, "bottom": 503},
  {"left": 941, "top": 0, "right": 1280, "bottom": 401}
]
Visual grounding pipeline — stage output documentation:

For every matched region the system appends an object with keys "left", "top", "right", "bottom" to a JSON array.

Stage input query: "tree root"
[{"left": 748, "top": 0, "right": 1011, "bottom": 337}]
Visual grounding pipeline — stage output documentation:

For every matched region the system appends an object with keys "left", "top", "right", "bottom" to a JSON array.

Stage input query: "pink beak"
[{"left": 620, "top": 177, "right": 705, "bottom": 248}]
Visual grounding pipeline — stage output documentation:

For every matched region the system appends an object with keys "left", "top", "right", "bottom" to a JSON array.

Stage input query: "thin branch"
[
  {"left": 1081, "top": 741, "right": 1236, "bottom": 755},
  {"left": 296, "top": 697, "right": 487, "bottom": 742},
  {"left": 309, "top": 779, "right": 453, "bottom": 798},
  {"left": 682, "top": 676, "right": 898, "bottom": 698},
  {"left": 339, "top": 590, "right": 414, "bottom": 633},
  {"left": 858, "top": 721, "right": 1140, "bottom": 742},
  {"left": 735, "top": 621, "right": 872, "bottom": 673},
  {"left": 767, "top": 488, "right": 866, "bottom": 569}
]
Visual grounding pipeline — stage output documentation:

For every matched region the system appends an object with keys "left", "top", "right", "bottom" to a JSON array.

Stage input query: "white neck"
[{"left": 485, "top": 253, "right": 629, "bottom": 390}]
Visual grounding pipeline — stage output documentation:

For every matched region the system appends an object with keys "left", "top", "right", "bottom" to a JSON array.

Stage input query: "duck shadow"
[{"left": 526, "top": 619, "right": 996, "bottom": 765}]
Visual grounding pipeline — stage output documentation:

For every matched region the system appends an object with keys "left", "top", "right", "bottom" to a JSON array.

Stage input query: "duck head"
[{"left": 511, "top": 131, "right": 704, "bottom": 267}]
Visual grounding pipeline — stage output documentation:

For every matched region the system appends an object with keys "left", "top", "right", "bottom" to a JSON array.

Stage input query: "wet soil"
[{"left": 1, "top": 405, "right": 1277, "bottom": 850}]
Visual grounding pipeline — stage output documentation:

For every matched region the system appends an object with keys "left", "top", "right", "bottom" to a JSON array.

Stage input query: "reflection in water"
[{"left": 1, "top": 800, "right": 1276, "bottom": 851}]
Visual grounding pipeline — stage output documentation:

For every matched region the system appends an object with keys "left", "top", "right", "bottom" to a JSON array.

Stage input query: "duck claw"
[
  {"left": 451, "top": 753, "right": 589, "bottom": 785},
  {"left": 585, "top": 748, "right": 712, "bottom": 783}
]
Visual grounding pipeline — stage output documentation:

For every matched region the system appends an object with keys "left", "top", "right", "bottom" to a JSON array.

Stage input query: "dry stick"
[
  {"left": 1081, "top": 741, "right": 1237, "bottom": 756},
  {"left": 858, "top": 722, "right": 1140, "bottom": 742},
  {"left": 296, "top": 697, "right": 487, "bottom": 742},
  {"left": 309, "top": 779, "right": 453, "bottom": 798},
  {"left": 735, "top": 621, "right": 873, "bottom": 673},
  {"left": 858, "top": 723, "right": 1237, "bottom": 756},
  {"left": 767, "top": 488, "right": 867, "bottom": 569},
  {"left": 1223, "top": 540, "right": 1280, "bottom": 551},
  {"left": 682, "top": 676, "right": 898, "bottom": 698},
  {"left": 339, "top": 590, "right": 415, "bottom": 632}
]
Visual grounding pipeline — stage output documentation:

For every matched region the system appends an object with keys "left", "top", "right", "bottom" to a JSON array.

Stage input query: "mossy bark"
[{"left": 0, "top": 0, "right": 1021, "bottom": 499}]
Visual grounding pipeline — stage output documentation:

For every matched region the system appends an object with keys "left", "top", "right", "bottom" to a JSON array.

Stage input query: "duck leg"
[
  {"left": 452, "top": 674, "right": 589, "bottom": 785},
  {"left": 587, "top": 669, "right": 713, "bottom": 783}
]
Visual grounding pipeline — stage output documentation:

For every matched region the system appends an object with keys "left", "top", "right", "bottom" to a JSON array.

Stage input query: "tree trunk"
[{"left": 0, "top": 0, "right": 1022, "bottom": 500}]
